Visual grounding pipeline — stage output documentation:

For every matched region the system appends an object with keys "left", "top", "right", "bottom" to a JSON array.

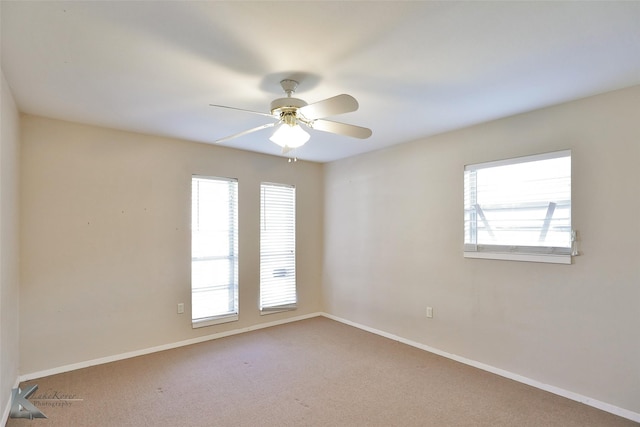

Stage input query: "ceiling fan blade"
[
  {"left": 210, "top": 104, "right": 275, "bottom": 119},
  {"left": 297, "top": 94, "right": 359, "bottom": 120},
  {"left": 310, "top": 119, "right": 372, "bottom": 139},
  {"left": 215, "top": 122, "right": 276, "bottom": 144}
]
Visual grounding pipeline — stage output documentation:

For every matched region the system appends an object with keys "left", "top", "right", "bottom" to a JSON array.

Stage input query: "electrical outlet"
[
  {"left": 426, "top": 306, "right": 433, "bottom": 318},
  {"left": 177, "top": 303, "right": 184, "bottom": 314}
]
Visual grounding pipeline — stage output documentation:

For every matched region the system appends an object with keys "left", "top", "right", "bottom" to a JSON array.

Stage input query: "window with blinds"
[
  {"left": 464, "top": 150, "right": 573, "bottom": 264},
  {"left": 260, "top": 183, "right": 297, "bottom": 313},
  {"left": 191, "top": 176, "right": 239, "bottom": 327}
]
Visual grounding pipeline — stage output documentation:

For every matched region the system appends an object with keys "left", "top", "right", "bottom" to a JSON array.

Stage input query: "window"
[
  {"left": 260, "top": 183, "right": 297, "bottom": 313},
  {"left": 191, "top": 176, "right": 238, "bottom": 327},
  {"left": 464, "top": 150, "right": 574, "bottom": 264}
]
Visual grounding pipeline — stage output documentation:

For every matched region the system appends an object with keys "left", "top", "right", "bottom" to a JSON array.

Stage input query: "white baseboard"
[
  {"left": 321, "top": 313, "right": 640, "bottom": 424},
  {"left": 1, "top": 393, "right": 10, "bottom": 426},
  {"left": 19, "top": 312, "right": 322, "bottom": 382},
  {"left": 1, "top": 377, "right": 21, "bottom": 426}
]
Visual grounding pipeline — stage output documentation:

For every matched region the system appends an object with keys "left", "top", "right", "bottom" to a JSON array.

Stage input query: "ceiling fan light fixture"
[{"left": 269, "top": 122, "right": 310, "bottom": 148}]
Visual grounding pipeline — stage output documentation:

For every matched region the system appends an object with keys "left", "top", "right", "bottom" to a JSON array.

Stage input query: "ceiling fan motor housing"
[
  {"left": 270, "top": 97, "right": 308, "bottom": 124},
  {"left": 270, "top": 97, "right": 307, "bottom": 112}
]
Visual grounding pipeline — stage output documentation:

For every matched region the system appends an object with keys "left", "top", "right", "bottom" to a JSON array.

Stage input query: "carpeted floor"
[{"left": 6, "top": 317, "right": 638, "bottom": 426}]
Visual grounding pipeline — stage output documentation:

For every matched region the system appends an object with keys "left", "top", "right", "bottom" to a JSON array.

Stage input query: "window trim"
[
  {"left": 463, "top": 250, "right": 571, "bottom": 264},
  {"left": 463, "top": 150, "right": 574, "bottom": 264},
  {"left": 192, "top": 313, "right": 239, "bottom": 329}
]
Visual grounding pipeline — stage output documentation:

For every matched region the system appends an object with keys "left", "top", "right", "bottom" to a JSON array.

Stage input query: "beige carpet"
[{"left": 6, "top": 317, "right": 638, "bottom": 426}]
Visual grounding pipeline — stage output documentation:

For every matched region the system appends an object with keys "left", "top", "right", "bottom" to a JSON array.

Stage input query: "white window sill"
[
  {"left": 464, "top": 251, "right": 572, "bottom": 264},
  {"left": 192, "top": 314, "right": 238, "bottom": 329},
  {"left": 260, "top": 306, "right": 297, "bottom": 316}
]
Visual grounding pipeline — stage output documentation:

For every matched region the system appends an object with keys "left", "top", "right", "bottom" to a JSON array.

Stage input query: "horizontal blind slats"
[{"left": 260, "top": 183, "right": 297, "bottom": 311}]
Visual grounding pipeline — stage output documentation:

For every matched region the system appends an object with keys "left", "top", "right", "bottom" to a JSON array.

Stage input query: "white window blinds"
[
  {"left": 260, "top": 183, "right": 297, "bottom": 312},
  {"left": 464, "top": 150, "right": 573, "bottom": 263},
  {"left": 191, "top": 176, "right": 238, "bottom": 326}
]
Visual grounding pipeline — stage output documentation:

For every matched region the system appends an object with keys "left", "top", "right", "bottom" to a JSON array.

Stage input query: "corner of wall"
[{"left": 0, "top": 67, "right": 22, "bottom": 426}]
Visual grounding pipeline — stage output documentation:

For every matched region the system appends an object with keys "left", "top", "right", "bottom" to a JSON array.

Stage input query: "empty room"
[{"left": 1, "top": 1, "right": 639, "bottom": 426}]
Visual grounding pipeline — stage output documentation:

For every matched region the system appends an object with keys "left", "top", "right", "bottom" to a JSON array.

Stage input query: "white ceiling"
[{"left": 2, "top": 1, "right": 640, "bottom": 163}]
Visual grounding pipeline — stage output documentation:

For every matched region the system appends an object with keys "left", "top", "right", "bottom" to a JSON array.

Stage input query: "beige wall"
[
  {"left": 19, "top": 116, "right": 323, "bottom": 374},
  {"left": 323, "top": 86, "right": 640, "bottom": 414},
  {"left": 1, "top": 69, "right": 21, "bottom": 419}
]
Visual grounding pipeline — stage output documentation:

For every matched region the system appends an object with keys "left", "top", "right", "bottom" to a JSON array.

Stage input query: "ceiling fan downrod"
[{"left": 280, "top": 79, "right": 299, "bottom": 97}]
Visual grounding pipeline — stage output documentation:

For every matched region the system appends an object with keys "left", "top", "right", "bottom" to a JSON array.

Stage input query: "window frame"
[
  {"left": 191, "top": 175, "right": 239, "bottom": 328},
  {"left": 463, "top": 150, "right": 574, "bottom": 264}
]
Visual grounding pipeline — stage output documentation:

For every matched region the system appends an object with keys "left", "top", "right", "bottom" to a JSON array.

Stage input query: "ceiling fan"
[{"left": 210, "top": 79, "right": 372, "bottom": 152}]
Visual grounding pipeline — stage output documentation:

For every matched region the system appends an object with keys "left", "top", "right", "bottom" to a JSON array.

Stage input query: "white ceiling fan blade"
[
  {"left": 297, "top": 94, "right": 359, "bottom": 120},
  {"left": 215, "top": 122, "right": 276, "bottom": 144},
  {"left": 210, "top": 104, "right": 275, "bottom": 119},
  {"left": 310, "top": 119, "right": 372, "bottom": 139}
]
